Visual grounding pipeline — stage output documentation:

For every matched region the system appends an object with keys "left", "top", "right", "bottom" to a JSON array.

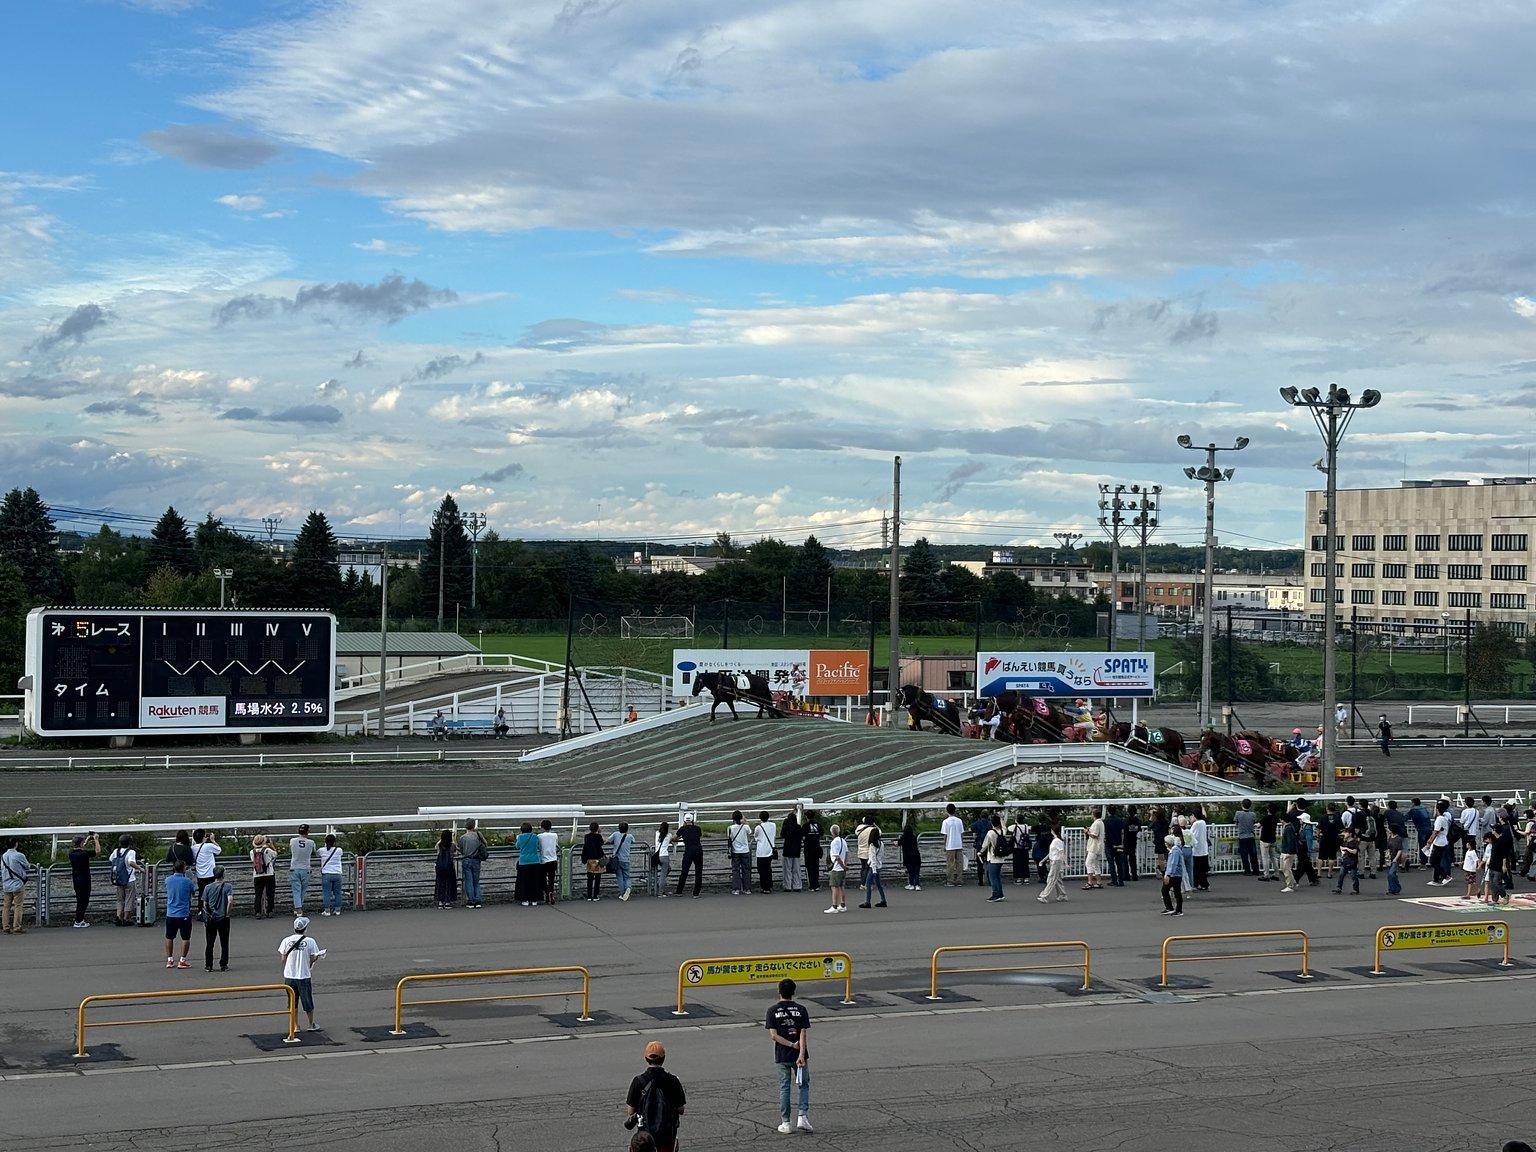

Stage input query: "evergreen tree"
[
  {"left": 709, "top": 531, "right": 743, "bottom": 559},
  {"left": 0, "top": 558, "right": 25, "bottom": 691},
  {"left": 0, "top": 487, "right": 66, "bottom": 602},
  {"left": 418, "top": 495, "right": 473, "bottom": 620},
  {"left": 787, "top": 534, "right": 835, "bottom": 606},
  {"left": 148, "top": 506, "right": 195, "bottom": 576},
  {"left": 900, "top": 537, "right": 946, "bottom": 613},
  {"left": 289, "top": 510, "right": 343, "bottom": 609},
  {"left": 69, "top": 525, "right": 146, "bottom": 605}
]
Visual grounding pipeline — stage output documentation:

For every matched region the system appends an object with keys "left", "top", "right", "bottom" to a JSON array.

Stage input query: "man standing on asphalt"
[
  {"left": 1258, "top": 803, "right": 1280, "bottom": 881},
  {"left": 674, "top": 812, "right": 704, "bottom": 898},
  {"left": 625, "top": 1040, "right": 686, "bottom": 1152},
  {"left": 970, "top": 810, "right": 993, "bottom": 887},
  {"left": 1123, "top": 806, "right": 1142, "bottom": 881},
  {"left": 458, "top": 819, "right": 488, "bottom": 909},
  {"left": 163, "top": 860, "right": 195, "bottom": 969},
  {"left": 1190, "top": 808, "right": 1211, "bottom": 891},
  {"left": 727, "top": 811, "right": 752, "bottom": 896},
  {"left": 2, "top": 836, "right": 30, "bottom": 934},
  {"left": 289, "top": 824, "right": 316, "bottom": 914},
  {"left": 1105, "top": 806, "right": 1127, "bottom": 887},
  {"left": 609, "top": 821, "right": 636, "bottom": 901},
  {"left": 940, "top": 804, "right": 964, "bottom": 886},
  {"left": 191, "top": 829, "right": 220, "bottom": 896},
  {"left": 1407, "top": 798, "right": 1433, "bottom": 869},
  {"left": 766, "top": 978, "right": 812, "bottom": 1134},
  {"left": 982, "top": 815, "right": 1008, "bottom": 902},
  {"left": 1377, "top": 713, "right": 1393, "bottom": 757},
  {"left": 1295, "top": 810, "right": 1320, "bottom": 886},
  {"left": 1234, "top": 799, "right": 1259, "bottom": 877}
]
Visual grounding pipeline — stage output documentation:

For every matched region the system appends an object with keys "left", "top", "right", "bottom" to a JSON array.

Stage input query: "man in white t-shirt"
[
  {"left": 537, "top": 820, "right": 560, "bottom": 905},
  {"left": 824, "top": 826, "right": 848, "bottom": 914},
  {"left": 940, "top": 804, "right": 964, "bottom": 886},
  {"left": 727, "top": 811, "right": 753, "bottom": 895},
  {"left": 1190, "top": 810, "right": 1211, "bottom": 891},
  {"left": 753, "top": 812, "right": 777, "bottom": 894},
  {"left": 191, "top": 829, "right": 221, "bottom": 894},
  {"left": 277, "top": 915, "right": 327, "bottom": 1031}
]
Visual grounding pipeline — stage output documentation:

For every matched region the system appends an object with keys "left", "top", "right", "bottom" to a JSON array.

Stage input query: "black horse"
[
  {"left": 899, "top": 685, "right": 963, "bottom": 735},
  {"left": 691, "top": 670, "right": 781, "bottom": 721}
]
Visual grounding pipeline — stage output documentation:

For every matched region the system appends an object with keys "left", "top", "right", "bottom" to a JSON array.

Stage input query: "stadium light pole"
[
  {"left": 1178, "top": 434, "right": 1249, "bottom": 734},
  {"left": 1099, "top": 484, "right": 1127, "bottom": 651},
  {"left": 465, "top": 511, "right": 487, "bottom": 611},
  {"left": 212, "top": 568, "right": 234, "bottom": 609},
  {"left": 1278, "top": 383, "right": 1381, "bottom": 779}
]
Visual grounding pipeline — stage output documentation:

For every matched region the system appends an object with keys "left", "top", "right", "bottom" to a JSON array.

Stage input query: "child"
[
  {"left": 1464, "top": 839, "right": 1484, "bottom": 901},
  {"left": 1385, "top": 825, "right": 1404, "bottom": 896}
]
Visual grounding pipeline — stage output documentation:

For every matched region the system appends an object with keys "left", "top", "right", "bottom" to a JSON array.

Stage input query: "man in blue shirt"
[{"left": 163, "top": 861, "right": 195, "bottom": 969}]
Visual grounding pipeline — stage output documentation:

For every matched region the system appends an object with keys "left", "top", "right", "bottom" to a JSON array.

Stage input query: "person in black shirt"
[
  {"left": 1123, "top": 807, "right": 1142, "bottom": 881},
  {"left": 625, "top": 1040, "right": 686, "bottom": 1152},
  {"left": 766, "top": 978, "right": 812, "bottom": 1133},
  {"left": 802, "top": 812, "right": 822, "bottom": 892},
  {"left": 781, "top": 812, "right": 804, "bottom": 891},
  {"left": 673, "top": 813, "right": 704, "bottom": 898},
  {"left": 1104, "top": 807, "right": 1127, "bottom": 887},
  {"left": 68, "top": 832, "right": 100, "bottom": 928},
  {"left": 1258, "top": 805, "right": 1280, "bottom": 881}
]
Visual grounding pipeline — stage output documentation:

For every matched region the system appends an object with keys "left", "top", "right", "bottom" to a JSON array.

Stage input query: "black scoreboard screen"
[{"left": 24, "top": 609, "right": 337, "bottom": 737}]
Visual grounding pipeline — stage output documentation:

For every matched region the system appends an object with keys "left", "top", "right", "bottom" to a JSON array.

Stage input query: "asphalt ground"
[{"left": 2, "top": 867, "right": 1533, "bottom": 1151}]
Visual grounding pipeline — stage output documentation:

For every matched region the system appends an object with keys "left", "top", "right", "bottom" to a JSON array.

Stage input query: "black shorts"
[{"left": 164, "top": 916, "right": 191, "bottom": 941}]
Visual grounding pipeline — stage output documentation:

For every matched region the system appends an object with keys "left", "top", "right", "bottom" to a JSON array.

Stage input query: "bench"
[{"left": 427, "top": 717, "right": 506, "bottom": 740}]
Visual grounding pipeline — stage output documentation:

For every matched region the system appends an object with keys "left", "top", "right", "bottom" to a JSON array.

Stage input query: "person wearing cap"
[
  {"left": 277, "top": 915, "right": 327, "bottom": 1031},
  {"left": 674, "top": 812, "right": 704, "bottom": 898},
  {"left": 288, "top": 824, "right": 316, "bottom": 914},
  {"left": 624, "top": 1040, "right": 686, "bottom": 1152}
]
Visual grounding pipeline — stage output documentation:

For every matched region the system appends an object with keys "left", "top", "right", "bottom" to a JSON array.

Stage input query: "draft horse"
[
  {"left": 899, "top": 684, "right": 964, "bottom": 735},
  {"left": 1104, "top": 721, "right": 1188, "bottom": 766},
  {"left": 692, "top": 670, "right": 782, "bottom": 721}
]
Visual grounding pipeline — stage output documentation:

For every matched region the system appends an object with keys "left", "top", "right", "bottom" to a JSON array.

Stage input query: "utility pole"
[
  {"left": 261, "top": 516, "right": 283, "bottom": 547},
  {"left": 376, "top": 546, "right": 390, "bottom": 737},
  {"left": 436, "top": 532, "right": 445, "bottom": 631},
  {"left": 1098, "top": 484, "right": 1127, "bottom": 651},
  {"left": 1279, "top": 384, "right": 1381, "bottom": 780},
  {"left": 465, "top": 511, "right": 487, "bottom": 611},
  {"left": 212, "top": 567, "right": 233, "bottom": 609},
  {"left": 1179, "top": 436, "right": 1248, "bottom": 733},
  {"left": 888, "top": 455, "right": 902, "bottom": 727},
  {"left": 1130, "top": 485, "right": 1161, "bottom": 650}
]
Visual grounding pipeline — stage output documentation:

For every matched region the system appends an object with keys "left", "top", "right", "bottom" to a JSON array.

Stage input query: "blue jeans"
[
  {"left": 861, "top": 869, "right": 886, "bottom": 905},
  {"left": 731, "top": 854, "right": 752, "bottom": 893},
  {"left": 461, "top": 858, "right": 482, "bottom": 905},
  {"left": 1386, "top": 859, "right": 1401, "bottom": 895},
  {"left": 1335, "top": 859, "right": 1359, "bottom": 893},
  {"left": 614, "top": 860, "right": 631, "bottom": 896},
  {"left": 290, "top": 868, "right": 310, "bottom": 912},
  {"left": 987, "top": 862, "right": 1004, "bottom": 899},
  {"left": 776, "top": 1062, "right": 810, "bottom": 1121},
  {"left": 322, "top": 873, "right": 342, "bottom": 913}
]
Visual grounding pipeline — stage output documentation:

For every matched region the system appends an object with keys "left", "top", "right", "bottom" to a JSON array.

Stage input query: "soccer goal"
[{"left": 620, "top": 614, "right": 695, "bottom": 640}]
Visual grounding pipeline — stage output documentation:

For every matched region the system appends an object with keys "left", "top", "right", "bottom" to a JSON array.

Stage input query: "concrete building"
[
  {"left": 1303, "top": 477, "right": 1535, "bottom": 637},
  {"left": 1090, "top": 572, "right": 1303, "bottom": 620},
  {"left": 948, "top": 554, "right": 1098, "bottom": 600}
]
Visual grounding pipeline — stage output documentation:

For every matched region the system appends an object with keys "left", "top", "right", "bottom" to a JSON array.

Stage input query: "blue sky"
[{"left": 2, "top": 1, "right": 1534, "bottom": 552}]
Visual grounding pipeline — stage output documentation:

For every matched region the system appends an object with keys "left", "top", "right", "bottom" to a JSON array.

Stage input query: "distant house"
[{"left": 613, "top": 553, "right": 746, "bottom": 577}]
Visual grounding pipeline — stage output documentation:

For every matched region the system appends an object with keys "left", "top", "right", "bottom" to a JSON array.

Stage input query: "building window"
[
  {"left": 1491, "top": 593, "right": 1527, "bottom": 610},
  {"left": 1351, "top": 535, "right": 1376, "bottom": 551},
  {"left": 1382, "top": 563, "right": 1407, "bottom": 579},
  {"left": 1354, "top": 614, "right": 1374, "bottom": 623},
  {"left": 1413, "top": 564, "right": 1440, "bottom": 579},
  {"left": 1351, "top": 563, "right": 1375, "bottom": 578},
  {"left": 1310, "top": 535, "right": 1324, "bottom": 551},
  {"left": 1491, "top": 533, "right": 1528, "bottom": 551},
  {"left": 1382, "top": 590, "right": 1406, "bottom": 605},
  {"left": 1383, "top": 534, "right": 1407, "bottom": 551},
  {"left": 1492, "top": 564, "right": 1527, "bottom": 581},
  {"left": 1381, "top": 616, "right": 1406, "bottom": 632},
  {"left": 1308, "top": 589, "right": 1340, "bottom": 604},
  {"left": 1310, "top": 562, "right": 1344, "bottom": 577},
  {"left": 1447, "top": 564, "right": 1483, "bottom": 580},
  {"left": 1415, "top": 534, "right": 1441, "bottom": 551},
  {"left": 1413, "top": 591, "right": 1439, "bottom": 606},
  {"left": 1350, "top": 589, "right": 1374, "bottom": 604},
  {"left": 1448, "top": 592, "right": 1481, "bottom": 608},
  {"left": 1413, "top": 617, "right": 1441, "bottom": 635},
  {"left": 1447, "top": 533, "right": 1483, "bottom": 551},
  {"left": 1309, "top": 588, "right": 1325, "bottom": 603}
]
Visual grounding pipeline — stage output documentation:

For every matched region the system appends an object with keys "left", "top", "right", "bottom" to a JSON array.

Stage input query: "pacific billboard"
[{"left": 672, "top": 649, "right": 870, "bottom": 699}]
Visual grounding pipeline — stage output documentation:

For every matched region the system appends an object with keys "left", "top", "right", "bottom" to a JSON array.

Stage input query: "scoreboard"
[{"left": 23, "top": 609, "right": 337, "bottom": 737}]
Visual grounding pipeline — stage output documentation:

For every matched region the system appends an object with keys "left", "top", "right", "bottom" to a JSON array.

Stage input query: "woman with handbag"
[
  {"left": 433, "top": 829, "right": 458, "bottom": 909},
  {"left": 897, "top": 819, "right": 922, "bottom": 890},
  {"left": 858, "top": 821, "right": 887, "bottom": 908},
  {"left": 580, "top": 822, "right": 606, "bottom": 901},
  {"left": 652, "top": 821, "right": 674, "bottom": 896}
]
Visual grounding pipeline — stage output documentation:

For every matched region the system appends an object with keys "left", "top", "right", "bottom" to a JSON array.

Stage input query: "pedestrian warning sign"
[
  {"left": 683, "top": 954, "right": 849, "bottom": 987},
  {"left": 1378, "top": 923, "right": 1506, "bottom": 951}
]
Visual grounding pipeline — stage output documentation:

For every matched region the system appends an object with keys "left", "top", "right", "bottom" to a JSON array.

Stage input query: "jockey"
[
  {"left": 1068, "top": 698, "right": 1095, "bottom": 738},
  {"left": 1288, "top": 726, "right": 1312, "bottom": 754},
  {"left": 984, "top": 709, "right": 1002, "bottom": 740}
]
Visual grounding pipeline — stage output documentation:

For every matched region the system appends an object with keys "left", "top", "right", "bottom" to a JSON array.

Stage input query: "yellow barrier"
[
  {"left": 391, "top": 966, "right": 593, "bottom": 1034},
  {"left": 1160, "top": 930, "right": 1312, "bottom": 987},
  {"left": 1371, "top": 920, "right": 1511, "bottom": 975},
  {"left": 76, "top": 984, "right": 298, "bottom": 1059},
  {"left": 927, "top": 940, "right": 1091, "bottom": 999},
  {"left": 675, "top": 952, "right": 854, "bottom": 1016}
]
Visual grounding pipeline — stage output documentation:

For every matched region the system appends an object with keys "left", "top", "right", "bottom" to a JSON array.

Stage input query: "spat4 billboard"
[{"left": 976, "top": 651, "right": 1155, "bottom": 699}]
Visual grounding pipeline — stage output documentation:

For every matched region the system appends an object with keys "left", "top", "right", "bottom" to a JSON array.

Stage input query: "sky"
[{"left": 2, "top": 0, "right": 1534, "bottom": 552}]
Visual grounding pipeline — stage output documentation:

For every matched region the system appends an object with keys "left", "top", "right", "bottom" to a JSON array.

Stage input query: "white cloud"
[
  {"left": 370, "top": 387, "right": 402, "bottom": 411},
  {"left": 216, "top": 193, "right": 267, "bottom": 212},
  {"left": 1513, "top": 297, "right": 1536, "bottom": 319},
  {"left": 353, "top": 238, "right": 420, "bottom": 256}
]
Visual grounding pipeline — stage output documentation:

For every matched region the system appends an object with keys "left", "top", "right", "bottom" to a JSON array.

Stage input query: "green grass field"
[{"left": 474, "top": 630, "right": 1519, "bottom": 690}]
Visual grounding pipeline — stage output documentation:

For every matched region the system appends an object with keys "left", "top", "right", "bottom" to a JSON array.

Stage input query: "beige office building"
[{"left": 1303, "top": 478, "right": 1534, "bottom": 636}]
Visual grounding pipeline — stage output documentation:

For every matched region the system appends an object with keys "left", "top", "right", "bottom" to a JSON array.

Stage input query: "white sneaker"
[
  {"left": 778, "top": 1121, "right": 793, "bottom": 1134},
  {"left": 797, "top": 1115, "right": 814, "bottom": 1132},
  {"left": 1280, "top": 886, "right": 1294, "bottom": 893},
  {"left": 824, "top": 906, "right": 838, "bottom": 914},
  {"left": 621, "top": 890, "right": 631, "bottom": 902}
]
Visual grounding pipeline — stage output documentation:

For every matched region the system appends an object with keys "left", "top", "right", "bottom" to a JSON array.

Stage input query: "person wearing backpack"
[
  {"left": 3, "top": 836, "right": 31, "bottom": 934},
  {"left": 624, "top": 1040, "right": 686, "bottom": 1152},
  {"left": 108, "top": 835, "right": 141, "bottom": 927},
  {"left": 250, "top": 835, "right": 277, "bottom": 919},
  {"left": 608, "top": 822, "right": 635, "bottom": 902},
  {"left": 458, "top": 819, "right": 488, "bottom": 909}
]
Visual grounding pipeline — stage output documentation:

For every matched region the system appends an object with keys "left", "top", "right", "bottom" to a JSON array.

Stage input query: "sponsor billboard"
[
  {"left": 672, "top": 648, "right": 869, "bottom": 699},
  {"left": 976, "top": 651, "right": 1155, "bottom": 699}
]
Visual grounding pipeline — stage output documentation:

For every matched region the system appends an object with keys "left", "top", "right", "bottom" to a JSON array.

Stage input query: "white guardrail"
[{"left": 1405, "top": 704, "right": 1536, "bottom": 726}]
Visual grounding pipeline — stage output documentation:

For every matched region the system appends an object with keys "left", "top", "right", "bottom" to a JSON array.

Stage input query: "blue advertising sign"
[{"left": 976, "top": 651, "right": 1155, "bottom": 699}]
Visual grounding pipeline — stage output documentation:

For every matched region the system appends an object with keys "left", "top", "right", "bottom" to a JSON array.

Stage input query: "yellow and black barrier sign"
[
  {"left": 674, "top": 952, "right": 853, "bottom": 1015},
  {"left": 1372, "top": 920, "right": 1511, "bottom": 974}
]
